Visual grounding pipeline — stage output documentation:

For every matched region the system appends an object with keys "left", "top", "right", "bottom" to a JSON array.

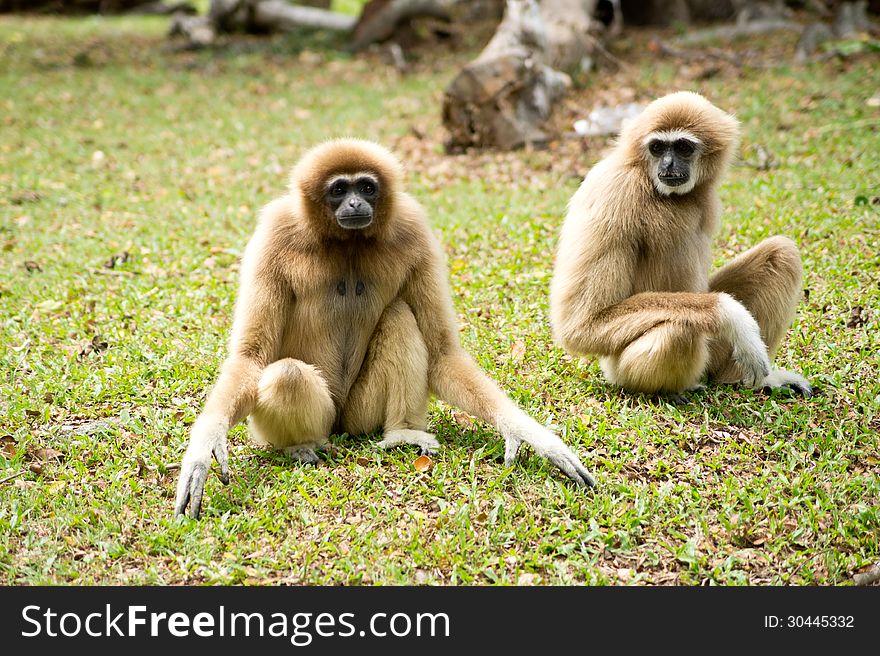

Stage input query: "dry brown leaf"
[
  {"left": 33, "top": 447, "right": 63, "bottom": 461},
  {"left": 510, "top": 339, "right": 526, "bottom": 362},
  {"left": 10, "top": 191, "right": 43, "bottom": 205},
  {"left": 452, "top": 410, "right": 475, "bottom": 430},
  {"left": 414, "top": 455, "right": 433, "bottom": 472},
  {"left": 0, "top": 436, "right": 16, "bottom": 458}
]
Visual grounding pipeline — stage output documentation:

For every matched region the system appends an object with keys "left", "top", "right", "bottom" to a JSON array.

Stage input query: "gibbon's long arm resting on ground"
[
  {"left": 550, "top": 91, "right": 811, "bottom": 398},
  {"left": 175, "top": 139, "right": 594, "bottom": 519}
]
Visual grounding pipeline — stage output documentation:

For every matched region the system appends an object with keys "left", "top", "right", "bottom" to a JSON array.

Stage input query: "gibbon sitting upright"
[
  {"left": 175, "top": 139, "right": 595, "bottom": 519},
  {"left": 550, "top": 92, "right": 811, "bottom": 397}
]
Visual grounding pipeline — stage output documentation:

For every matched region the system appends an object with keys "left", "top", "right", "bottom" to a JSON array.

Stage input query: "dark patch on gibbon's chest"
[
  {"left": 334, "top": 278, "right": 368, "bottom": 298},
  {"left": 329, "top": 272, "right": 376, "bottom": 309}
]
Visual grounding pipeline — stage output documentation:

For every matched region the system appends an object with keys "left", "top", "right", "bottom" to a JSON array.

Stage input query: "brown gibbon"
[
  {"left": 175, "top": 139, "right": 595, "bottom": 519},
  {"left": 549, "top": 92, "right": 811, "bottom": 398}
]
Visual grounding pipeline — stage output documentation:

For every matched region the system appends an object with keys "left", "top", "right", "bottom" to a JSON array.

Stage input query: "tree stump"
[{"left": 442, "top": 0, "right": 598, "bottom": 151}]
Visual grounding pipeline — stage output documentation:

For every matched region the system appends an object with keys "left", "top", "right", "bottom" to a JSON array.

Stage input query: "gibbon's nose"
[
  {"left": 661, "top": 153, "right": 675, "bottom": 172},
  {"left": 348, "top": 197, "right": 361, "bottom": 208}
]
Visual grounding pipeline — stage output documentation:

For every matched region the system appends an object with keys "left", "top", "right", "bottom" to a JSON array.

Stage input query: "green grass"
[{"left": 0, "top": 16, "right": 878, "bottom": 585}]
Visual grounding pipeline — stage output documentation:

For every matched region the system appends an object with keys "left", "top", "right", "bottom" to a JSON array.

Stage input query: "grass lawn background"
[{"left": 0, "top": 12, "right": 877, "bottom": 585}]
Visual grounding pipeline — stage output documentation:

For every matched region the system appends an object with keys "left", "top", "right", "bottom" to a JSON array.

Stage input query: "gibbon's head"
[
  {"left": 621, "top": 91, "right": 740, "bottom": 197},
  {"left": 290, "top": 138, "right": 405, "bottom": 238}
]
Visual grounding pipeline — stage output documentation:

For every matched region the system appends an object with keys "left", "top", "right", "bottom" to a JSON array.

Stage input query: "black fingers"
[
  {"left": 574, "top": 461, "right": 597, "bottom": 488},
  {"left": 786, "top": 381, "right": 813, "bottom": 397},
  {"left": 188, "top": 463, "right": 207, "bottom": 520},
  {"left": 763, "top": 381, "right": 814, "bottom": 398},
  {"left": 213, "top": 444, "right": 230, "bottom": 485},
  {"left": 174, "top": 463, "right": 208, "bottom": 519},
  {"left": 549, "top": 453, "right": 597, "bottom": 489},
  {"left": 419, "top": 445, "right": 437, "bottom": 457},
  {"left": 174, "top": 485, "right": 190, "bottom": 518}
]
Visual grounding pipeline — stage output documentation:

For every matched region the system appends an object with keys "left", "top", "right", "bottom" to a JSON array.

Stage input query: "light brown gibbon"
[
  {"left": 175, "top": 139, "right": 595, "bottom": 519},
  {"left": 549, "top": 91, "right": 811, "bottom": 398}
]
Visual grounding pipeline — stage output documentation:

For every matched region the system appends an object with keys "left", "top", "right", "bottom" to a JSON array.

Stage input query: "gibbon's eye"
[
  {"left": 357, "top": 179, "right": 377, "bottom": 196},
  {"left": 330, "top": 181, "right": 348, "bottom": 197},
  {"left": 674, "top": 139, "right": 696, "bottom": 157},
  {"left": 648, "top": 140, "right": 666, "bottom": 157}
]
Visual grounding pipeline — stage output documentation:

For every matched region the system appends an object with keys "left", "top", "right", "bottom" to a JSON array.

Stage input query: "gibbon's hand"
[
  {"left": 174, "top": 416, "right": 229, "bottom": 519},
  {"left": 502, "top": 418, "right": 596, "bottom": 488}
]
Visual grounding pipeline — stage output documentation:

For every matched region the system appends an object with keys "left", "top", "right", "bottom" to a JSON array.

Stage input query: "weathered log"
[
  {"left": 349, "top": 0, "right": 463, "bottom": 50},
  {"left": 169, "top": 0, "right": 356, "bottom": 47},
  {"left": 128, "top": 1, "right": 196, "bottom": 14},
  {"left": 168, "top": 12, "right": 217, "bottom": 47},
  {"left": 170, "top": 0, "right": 462, "bottom": 49},
  {"left": 250, "top": 0, "right": 357, "bottom": 32},
  {"left": 442, "top": 0, "right": 597, "bottom": 151}
]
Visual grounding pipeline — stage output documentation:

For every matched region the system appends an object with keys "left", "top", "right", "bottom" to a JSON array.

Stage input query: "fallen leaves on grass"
[
  {"left": 451, "top": 410, "right": 476, "bottom": 430},
  {"left": 32, "top": 447, "right": 63, "bottom": 462},
  {"left": 845, "top": 306, "right": 869, "bottom": 328},
  {"left": 60, "top": 417, "right": 120, "bottom": 436},
  {"left": 413, "top": 455, "right": 433, "bottom": 472},
  {"left": 0, "top": 436, "right": 16, "bottom": 458},
  {"left": 103, "top": 251, "right": 130, "bottom": 269},
  {"left": 79, "top": 336, "right": 109, "bottom": 357},
  {"left": 510, "top": 339, "right": 526, "bottom": 363},
  {"left": 10, "top": 190, "right": 43, "bottom": 205}
]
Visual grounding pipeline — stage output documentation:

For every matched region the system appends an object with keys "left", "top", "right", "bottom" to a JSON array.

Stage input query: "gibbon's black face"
[
  {"left": 648, "top": 138, "right": 697, "bottom": 187},
  {"left": 325, "top": 174, "right": 380, "bottom": 230},
  {"left": 647, "top": 137, "right": 698, "bottom": 190}
]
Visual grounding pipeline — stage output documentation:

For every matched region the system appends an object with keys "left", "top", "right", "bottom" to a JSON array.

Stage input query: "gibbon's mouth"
[
  {"left": 337, "top": 215, "right": 373, "bottom": 229},
  {"left": 658, "top": 174, "right": 689, "bottom": 187}
]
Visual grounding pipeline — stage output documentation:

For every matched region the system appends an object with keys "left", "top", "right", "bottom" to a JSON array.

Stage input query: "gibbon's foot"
[
  {"left": 283, "top": 446, "right": 322, "bottom": 464},
  {"left": 665, "top": 382, "right": 707, "bottom": 405},
  {"left": 377, "top": 429, "right": 440, "bottom": 456},
  {"left": 761, "top": 369, "right": 813, "bottom": 397}
]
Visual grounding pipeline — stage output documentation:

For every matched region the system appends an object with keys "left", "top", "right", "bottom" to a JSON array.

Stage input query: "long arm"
[
  {"left": 401, "top": 234, "right": 595, "bottom": 487},
  {"left": 174, "top": 234, "right": 291, "bottom": 518}
]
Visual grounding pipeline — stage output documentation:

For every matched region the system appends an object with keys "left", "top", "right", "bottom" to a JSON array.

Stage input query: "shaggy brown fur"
[
  {"left": 175, "top": 139, "right": 595, "bottom": 518},
  {"left": 550, "top": 92, "right": 810, "bottom": 396}
]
